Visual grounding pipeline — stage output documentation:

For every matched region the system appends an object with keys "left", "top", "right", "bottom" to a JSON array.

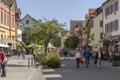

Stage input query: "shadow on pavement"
[{"left": 7, "top": 64, "right": 28, "bottom": 67}]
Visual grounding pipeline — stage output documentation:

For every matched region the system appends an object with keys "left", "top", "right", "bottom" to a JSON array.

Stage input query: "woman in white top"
[{"left": 75, "top": 49, "right": 81, "bottom": 68}]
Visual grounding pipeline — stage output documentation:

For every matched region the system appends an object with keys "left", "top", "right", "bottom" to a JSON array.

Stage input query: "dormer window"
[{"left": 26, "top": 19, "right": 29, "bottom": 25}]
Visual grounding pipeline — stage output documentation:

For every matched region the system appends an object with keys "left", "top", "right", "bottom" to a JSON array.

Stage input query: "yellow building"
[{"left": 0, "top": 0, "right": 20, "bottom": 50}]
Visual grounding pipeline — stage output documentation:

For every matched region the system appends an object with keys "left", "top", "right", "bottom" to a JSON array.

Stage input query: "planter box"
[{"left": 112, "top": 60, "right": 120, "bottom": 66}]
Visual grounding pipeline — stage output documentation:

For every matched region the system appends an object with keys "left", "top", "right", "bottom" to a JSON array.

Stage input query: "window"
[
  {"left": 26, "top": 19, "right": 29, "bottom": 24},
  {"left": 111, "top": 22, "right": 114, "bottom": 31},
  {"left": 7, "top": 14, "right": 9, "bottom": 26},
  {"left": 114, "top": 1, "right": 118, "bottom": 12},
  {"left": 1, "top": 10, "right": 3, "bottom": 23},
  {"left": 110, "top": 5, "right": 113, "bottom": 14},
  {"left": 108, "top": 23, "right": 111, "bottom": 32},
  {"left": 4, "top": 35, "right": 6, "bottom": 39},
  {"left": 105, "top": 1, "right": 118, "bottom": 16},
  {"left": 105, "top": 8, "right": 108, "bottom": 16},
  {"left": 114, "top": 20, "right": 118, "bottom": 31},
  {"left": 1, "top": 34, "right": 3, "bottom": 39},
  {"left": 4, "top": 12, "right": 6, "bottom": 25},
  {"left": 12, "top": 16, "right": 15, "bottom": 28},
  {"left": 105, "top": 20, "right": 118, "bottom": 33},
  {"left": 110, "top": 22, "right": 112, "bottom": 32},
  {"left": 105, "top": 24, "right": 108, "bottom": 33},
  {"left": 100, "top": 20, "right": 103, "bottom": 27}
]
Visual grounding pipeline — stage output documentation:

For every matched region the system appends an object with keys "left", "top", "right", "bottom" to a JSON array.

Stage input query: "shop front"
[{"left": 103, "top": 35, "right": 120, "bottom": 54}]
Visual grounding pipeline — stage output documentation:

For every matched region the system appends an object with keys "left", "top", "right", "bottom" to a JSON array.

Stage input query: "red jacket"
[{"left": 0, "top": 52, "right": 5, "bottom": 62}]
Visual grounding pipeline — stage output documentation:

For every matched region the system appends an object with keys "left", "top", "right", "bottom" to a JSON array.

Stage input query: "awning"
[
  {"left": 116, "top": 42, "right": 120, "bottom": 45},
  {"left": 0, "top": 39, "right": 12, "bottom": 43},
  {"left": 26, "top": 44, "right": 42, "bottom": 48},
  {"left": 105, "top": 35, "right": 120, "bottom": 41},
  {"left": 0, "top": 39, "right": 17, "bottom": 43},
  {"left": 0, "top": 44, "right": 9, "bottom": 47}
]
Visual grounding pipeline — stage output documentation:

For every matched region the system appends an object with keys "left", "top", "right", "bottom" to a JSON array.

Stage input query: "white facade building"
[{"left": 102, "top": 0, "right": 120, "bottom": 53}]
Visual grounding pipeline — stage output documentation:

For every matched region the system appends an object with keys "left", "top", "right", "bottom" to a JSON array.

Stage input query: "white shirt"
[
  {"left": 98, "top": 50, "right": 101, "bottom": 58},
  {"left": 75, "top": 52, "right": 81, "bottom": 58}
]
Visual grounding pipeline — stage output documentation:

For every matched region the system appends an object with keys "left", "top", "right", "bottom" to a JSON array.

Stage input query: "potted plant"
[{"left": 112, "top": 55, "right": 120, "bottom": 66}]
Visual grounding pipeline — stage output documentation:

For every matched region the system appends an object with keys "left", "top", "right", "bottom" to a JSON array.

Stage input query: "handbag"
[
  {"left": 94, "top": 59, "right": 97, "bottom": 64},
  {"left": 79, "top": 57, "right": 83, "bottom": 64}
]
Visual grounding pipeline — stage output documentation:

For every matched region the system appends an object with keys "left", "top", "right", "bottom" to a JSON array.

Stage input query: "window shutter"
[
  {"left": 114, "top": 1, "right": 118, "bottom": 11},
  {"left": 100, "top": 20, "right": 103, "bottom": 27},
  {"left": 116, "top": 20, "right": 118, "bottom": 30}
]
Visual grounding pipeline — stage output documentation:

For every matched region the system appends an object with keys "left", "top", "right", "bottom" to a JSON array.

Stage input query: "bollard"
[
  {"left": 28, "top": 58, "right": 30, "bottom": 69},
  {"left": 31, "top": 57, "right": 33, "bottom": 66}
]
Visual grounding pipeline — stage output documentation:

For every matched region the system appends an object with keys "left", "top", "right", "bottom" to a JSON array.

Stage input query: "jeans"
[
  {"left": 85, "top": 58, "right": 90, "bottom": 68},
  {"left": 1, "top": 62, "right": 7, "bottom": 77},
  {"left": 76, "top": 58, "right": 80, "bottom": 68}
]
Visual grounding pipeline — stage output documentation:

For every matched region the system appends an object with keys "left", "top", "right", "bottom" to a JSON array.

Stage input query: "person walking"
[
  {"left": 63, "top": 47, "right": 68, "bottom": 60},
  {"left": 109, "top": 50, "right": 115, "bottom": 62},
  {"left": 83, "top": 48, "right": 91, "bottom": 68},
  {"left": 0, "top": 48, "right": 7, "bottom": 77},
  {"left": 22, "top": 48, "right": 26, "bottom": 59},
  {"left": 17, "top": 48, "right": 21, "bottom": 57},
  {"left": 96, "top": 48, "right": 103, "bottom": 69},
  {"left": 75, "top": 49, "right": 81, "bottom": 68}
]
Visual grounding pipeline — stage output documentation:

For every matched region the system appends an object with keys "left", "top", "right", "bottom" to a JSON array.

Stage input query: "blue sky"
[{"left": 17, "top": 0, "right": 106, "bottom": 29}]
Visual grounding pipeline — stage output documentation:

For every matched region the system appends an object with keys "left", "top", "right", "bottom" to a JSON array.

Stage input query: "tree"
[
  {"left": 22, "top": 27, "right": 33, "bottom": 45},
  {"left": 52, "top": 36, "right": 61, "bottom": 48},
  {"left": 30, "top": 19, "right": 66, "bottom": 55},
  {"left": 64, "top": 35, "right": 80, "bottom": 50}
]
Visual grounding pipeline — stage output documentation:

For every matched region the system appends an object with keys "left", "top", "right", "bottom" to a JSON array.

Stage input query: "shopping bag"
[
  {"left": 94, "top": 59, "right": 97, "bottom": 64},
  {"left": 79, "top": 57, "right": 83, "bottom": 64}
]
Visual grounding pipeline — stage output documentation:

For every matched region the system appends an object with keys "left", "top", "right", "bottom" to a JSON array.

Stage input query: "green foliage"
[
  {"left": 64, "top": 35, "right": 80, "bottom": 49},
  {"left": 22, "top": 27, "right": 32, "bottom": 45},
  {"left": 22, "top": 18, "right": 66, "bottom": 55},
  {"left": 113, "top": 56, "right": 120, "bottom": 61},
  {"left": 35, "top": 54, "right": 46, "bottom": 65},
  {"left": 46, "top": 54, "right": 61, "bottom": 68},
  {"left": 35, "top": 53, "right": 61, "bottom": 68},
  {"left": 52, "top": 36, "right": 61, "bottom": 48},
  {"left": 86, "top": 26, "right": 90, "bottom": 43}
]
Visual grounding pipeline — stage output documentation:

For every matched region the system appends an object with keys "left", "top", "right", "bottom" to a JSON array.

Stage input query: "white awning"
[
  {"left": 0, "top": 39, "right": 17, "bottom": 43},
  {"left": 48, "top": 43, "right": 55, "bottom": 49},
  {"left": 0, "top": 39, "right": 12, "bottom": 43},
  {"left": 0, "top": 44, "right": 9, "bottom": 47},
  {"left": 116, "top": 42, "right": 120, "bottom": 45}
]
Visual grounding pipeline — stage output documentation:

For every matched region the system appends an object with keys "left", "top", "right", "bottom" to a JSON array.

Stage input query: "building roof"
[
  {"left": 102, "top": 0, "right": 111, "bottom": 7},
  {"left": 89, "top": 8, "right": 96, "bottom": 15},
  {"left": 4, "top": 0, "right": 20, "bottom": 13},
  {"left": 21, "top": 14, "right": 39, "bottom": 23},
  {"left": 5, "top": 0, "right": 16, "bottom": 7},
  {"left": 85, "top": 14, "right": 90, "bottom": 18}
]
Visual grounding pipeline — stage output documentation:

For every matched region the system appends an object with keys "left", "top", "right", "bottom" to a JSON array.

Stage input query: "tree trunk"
[{"left": 44, "top": 43, "right": 48, "bottom": 56}]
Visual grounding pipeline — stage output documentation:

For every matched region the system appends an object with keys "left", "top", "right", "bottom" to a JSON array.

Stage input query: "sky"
[{"left": 17, "top": 0, "right": 106, "bottom": 29}]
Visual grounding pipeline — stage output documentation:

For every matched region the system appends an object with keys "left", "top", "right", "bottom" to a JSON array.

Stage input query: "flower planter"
[{"left": 112, "top": 60, "right": 120, "bottom": 66}]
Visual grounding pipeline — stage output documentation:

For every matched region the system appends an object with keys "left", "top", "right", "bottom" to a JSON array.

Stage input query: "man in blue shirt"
[{"left": 83, "top": 48, "right": 91, "bottom": 68}]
